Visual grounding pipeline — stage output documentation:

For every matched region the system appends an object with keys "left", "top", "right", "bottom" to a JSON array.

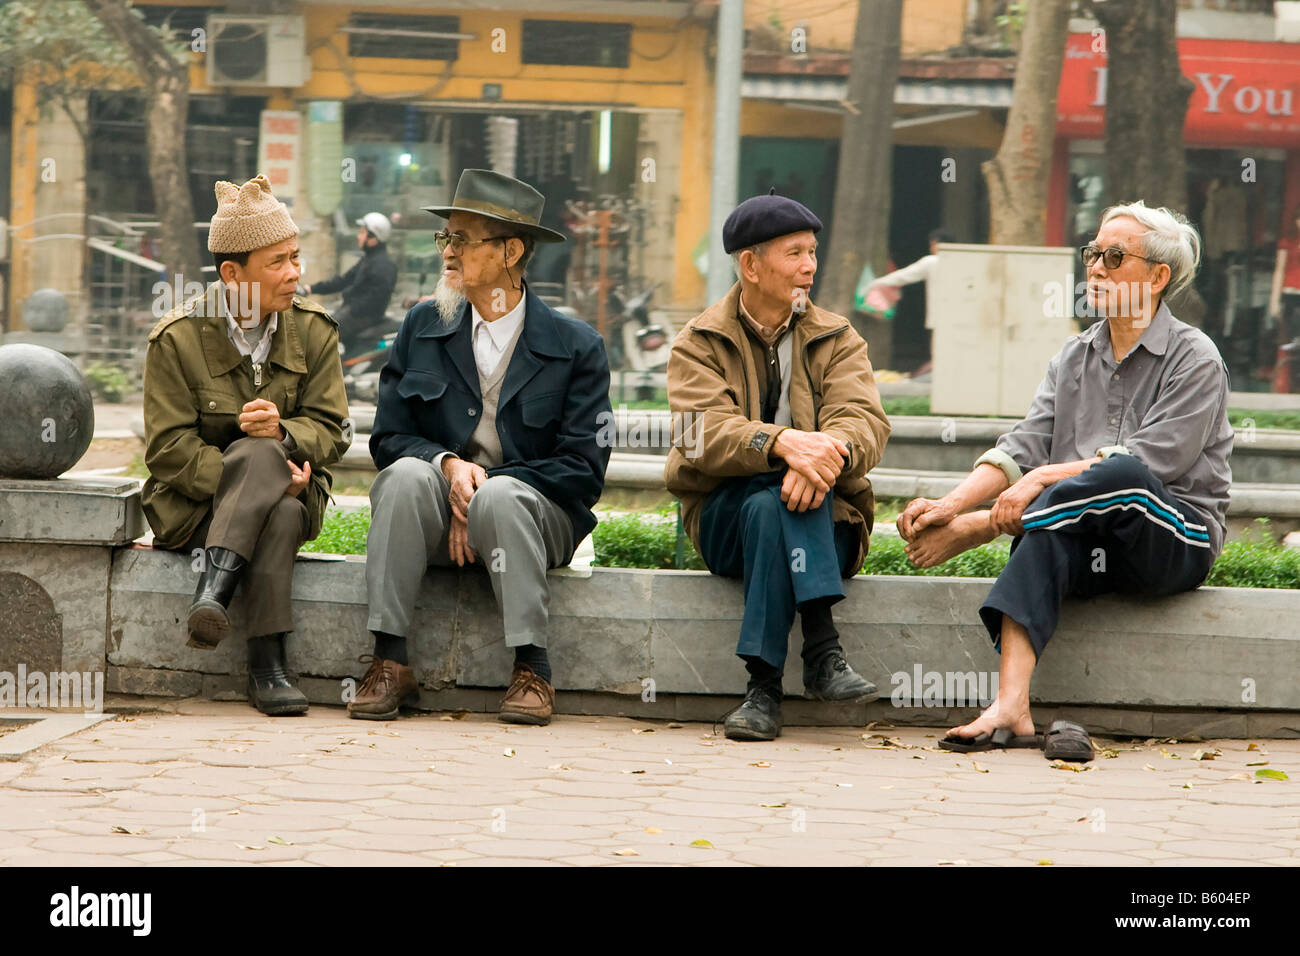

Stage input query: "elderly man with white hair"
[{"left": 897, "top": 201, "right": 1232, "bottom": 762}]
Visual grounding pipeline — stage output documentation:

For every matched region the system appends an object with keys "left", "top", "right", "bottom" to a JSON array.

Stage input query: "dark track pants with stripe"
[{"left": 979, "top": 454, "right": 1215, "bottom": 657}]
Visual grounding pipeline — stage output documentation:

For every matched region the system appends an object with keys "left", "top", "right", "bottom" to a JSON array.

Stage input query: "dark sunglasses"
[{"left": 1080, "top": 243, "right": 1156, "bottom": 271}]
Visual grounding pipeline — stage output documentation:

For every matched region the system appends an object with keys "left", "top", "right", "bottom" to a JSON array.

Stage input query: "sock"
[
  {"left": 372, "top": 631, "right": 408, "bottom": 666},
  {"left": 514, "top": 644, "right": 552, "bottom": 683},
  {"left": 247, "top": 633, "right": 284, "bottom": 671},
  {"left": 742, "top": 655, "right": 783, "bottom": 697},
  {"left": 799, "top": 598, "right": 842, "bottom": 668}
]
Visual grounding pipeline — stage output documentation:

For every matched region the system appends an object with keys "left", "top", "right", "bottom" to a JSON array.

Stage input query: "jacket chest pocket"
[
  {"left": 521, "top": 391, "right": 563, "bottom": 428},
  {"left": 396, "top": 369, "right": 450, "bottom": 404},
  {"left": 195, "top": 387, "right": 243, "bottom": 447}
]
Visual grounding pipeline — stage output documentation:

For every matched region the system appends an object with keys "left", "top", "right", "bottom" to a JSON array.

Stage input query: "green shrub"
[
  {"left": 1205, "top": 520, "right": 1300, "bottom": 589},
  {"left": 860, "top": 533, "right": 1009, "bottom": 578},
  {"left": 881, "top": 395, "right": 931, "bottom": 418},
  {"left": 83, "top": 362, "right": 130, "bottom": 403},
  {"left": 1227, "top": 409, "right": 1300, "bottom": 432},
  {"left": 591, "top": 507, "right": 706, "bottom": 570},
  {"left": 300, "top": 508, "right": 370, "bottom": 555},
  {"left": 299, "top": 506, "right": 1300, "bottom": 591}
]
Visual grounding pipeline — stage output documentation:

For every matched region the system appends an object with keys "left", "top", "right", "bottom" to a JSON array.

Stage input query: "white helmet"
[{"left": 356, "top": 212, "right": 392, "bottom": 243}]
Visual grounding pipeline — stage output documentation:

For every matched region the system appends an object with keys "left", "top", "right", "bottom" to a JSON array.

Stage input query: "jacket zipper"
[
  {"left": 800, "top": 325, "right": 847, "bottom": 430},
  {"left": 253, "top": 362, "right": 263, "bottom": 388}
]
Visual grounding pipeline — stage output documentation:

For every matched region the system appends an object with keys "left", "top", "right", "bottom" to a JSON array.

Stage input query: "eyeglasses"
[
  {"left": 1080, "top": 243, "right": 1156, "bottom": 271},
  {"left": 434, "top": 231, "right": 510, "bottom": 255}
]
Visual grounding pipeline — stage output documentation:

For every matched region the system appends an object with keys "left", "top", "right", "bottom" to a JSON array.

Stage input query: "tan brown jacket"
[
  {"left": 664, "top": 283, "right": 891, "bottom": 569},
  {"left": 141, "top": 283, "right": 350, "bottom": 548}
]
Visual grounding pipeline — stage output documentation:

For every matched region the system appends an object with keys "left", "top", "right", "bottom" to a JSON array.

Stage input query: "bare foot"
[
  {"left": 947, "top": 695, "right": 1035, "bottom": 740},
  {"left": 905, "top": 510, "right": 996, "bottom": 568}
]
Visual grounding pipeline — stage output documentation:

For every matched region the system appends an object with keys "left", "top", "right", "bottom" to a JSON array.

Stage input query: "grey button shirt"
[{"left": 975, "top": 301, "right": 1233, "bottom": 558}]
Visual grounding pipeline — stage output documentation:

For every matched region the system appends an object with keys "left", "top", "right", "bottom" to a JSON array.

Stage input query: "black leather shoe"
[
  {"left": 247, "top": 634, "right": 308, "bottom": 716},
  {"left": 187, "top": 547, "right": 247, "bottom": 649},
  {"left": 803, "top": 651, "right": 878, "bottom": 702},
  {"left": 724, "top": 683, "right": 783, "bottom": 741}
]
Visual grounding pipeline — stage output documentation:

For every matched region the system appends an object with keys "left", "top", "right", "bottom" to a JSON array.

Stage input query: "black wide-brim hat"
[{"left": 422, "top": 168, "right": 566, "bottom": 243}]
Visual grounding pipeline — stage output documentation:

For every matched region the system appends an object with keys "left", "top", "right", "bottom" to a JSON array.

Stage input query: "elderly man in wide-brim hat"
[
  {"left": 665, "top": 190, "right": 892, "bottom": 741},
  {"left": 349, "top": 169, "right": 612, "bottom": 724},
  {"left": 142, "top": 175, "right": 350, "bottom": 716}
]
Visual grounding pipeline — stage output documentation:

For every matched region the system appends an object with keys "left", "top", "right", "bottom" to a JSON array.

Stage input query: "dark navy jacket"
[{"left": 370, "top": 285, "right": 612, "bottom": 543}]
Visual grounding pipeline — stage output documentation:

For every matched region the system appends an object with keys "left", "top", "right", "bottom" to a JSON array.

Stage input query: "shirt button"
[
  {"left": 1109, "top": 417, "right": 1117, "bottom": 425},
  {"left": 208, "top": 401, "right": 216, "bottom": 410},
  {"left": 468, "top": 409, "right": 477, "bottom": 417},
  {"left": 1112, "top": 373, "right": 1119, "bottom": 381}
]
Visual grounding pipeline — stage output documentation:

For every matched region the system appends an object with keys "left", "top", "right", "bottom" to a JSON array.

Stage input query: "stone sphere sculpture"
[
  {"left": 0, "top": 344, "right": 95, "bottom": 479},
  {"left": 21, "top": 288, "right": 70, "bottom": 333}
]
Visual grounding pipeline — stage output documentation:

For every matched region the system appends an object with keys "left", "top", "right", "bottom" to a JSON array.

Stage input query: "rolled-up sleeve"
[
  {"left": 973, "top": 352, "right": 1058, "bottom": 482},
  {"left": 1123, "top": 357, "right": 1228, "bottom": 484}
]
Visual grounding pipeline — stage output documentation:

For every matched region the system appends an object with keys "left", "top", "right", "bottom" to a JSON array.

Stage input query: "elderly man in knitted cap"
[
  {"left": 350, "top": 169, "right": 611, "bottom": 724},
  {"left": 142, "top": 175, "right": 350, "bottom": 716},
  {"left": 665, "top": 190, "right": 892, "bottom": 741}
]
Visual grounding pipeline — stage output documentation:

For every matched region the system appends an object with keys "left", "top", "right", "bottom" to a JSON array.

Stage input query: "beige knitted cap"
[{"left": 207, "top": 174, "right": 299, "bottom": 254}]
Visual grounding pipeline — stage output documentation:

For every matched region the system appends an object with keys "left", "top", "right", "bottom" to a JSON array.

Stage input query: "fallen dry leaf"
[
  {"left": 937, "top": 859, "right": 968, "bottom": 866},
  {"left": 1142, "top": 763, "right": 1157, "bottom": 771},
  {"left": 546, "top": 763, "right": 571, "bottom": 771},
  {"left": 689, "top": 839, "right": 714, "bottom": 849},
  {"left": 1227, "top": 772, "right": 1251, "bottom": 781},
  {"left": 749, "top": 761, "right": 772, "bottom": 768},
  {"left": 502, "top": 747, "right": 515, "bottom": 758},
  {"left": 1049, "top": 761, "right": 1093, "bottom": 772},
  {"left": 631, "top": 728, "right": 654, "bottom": 735},
  {"left": 971, "top": 761, "right": 988, "bottom": 773},
  {"left": 1191, "top": 749, "right": 1220, "bottom": 761},
  {"left": 644, "top": 827, "right": 662, "bottom": 834},
  {"left": 613, "top": 848, "right": 639, "bottom": 857},
  {"left": 1037, "top": 858, "right": 1054, "bottom": 866},
  {"left": 439, "top": 712, "right": 468, "bottom": 721},
  {"left": 110, "top": 825, "right": 143, "bottom": 835},
  {"left": 237, "top": 844, "right": 265, "bottom": 851},
  {"left": 759, "top": 802, "right": 786, "bottom": 808},
  {"left": 667, "top": 723, "right": 683, "bottom": 729},
  {"left": 267, "top": 836, "right": 293, "bottom": 846},
  {"left": 622, "top": 769, "right": 646, "bottom": 775}
]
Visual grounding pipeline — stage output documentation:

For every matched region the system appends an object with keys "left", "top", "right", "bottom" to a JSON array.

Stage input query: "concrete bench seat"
[{"left": 5, "top": 477, "right": 1300, "bottom": 739}]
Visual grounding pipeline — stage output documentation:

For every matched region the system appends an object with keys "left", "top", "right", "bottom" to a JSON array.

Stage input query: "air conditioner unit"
[{"left": 207, "top": 14, "right": 310, "bottom": 88}]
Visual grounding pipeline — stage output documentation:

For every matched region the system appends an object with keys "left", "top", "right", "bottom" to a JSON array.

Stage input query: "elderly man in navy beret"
[{"left": 665, "top": 191, "right": 892, "bottom": 741}]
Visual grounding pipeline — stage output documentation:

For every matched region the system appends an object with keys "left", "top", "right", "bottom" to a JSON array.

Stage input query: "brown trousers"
[{"left": 170, "top": 436, "right": 310, "bottom": 637}]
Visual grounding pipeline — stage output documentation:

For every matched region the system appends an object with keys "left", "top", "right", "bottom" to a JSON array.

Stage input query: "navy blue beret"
[{"left": 722, "top": 188, "right": 823, "bottom": 254}]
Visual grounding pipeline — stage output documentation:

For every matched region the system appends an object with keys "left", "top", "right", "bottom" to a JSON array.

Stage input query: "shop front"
[{"left": 1052, "top": 33, "right": 1300, "bottom": 390}]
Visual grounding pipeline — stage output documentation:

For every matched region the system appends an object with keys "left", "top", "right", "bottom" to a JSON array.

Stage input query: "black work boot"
[
  {"left": 187, "top": 547, "right": 247, "bottom": 649},
  {"left": 800, "top": 598, "right": 877, "bottom": 701},
  {"left": 803, "top": 650, "right": 878, "bottom": 702},
  {"left": 246, "top": 633, "right": 308, "bottom": 716},
  {"left": 724, "top": 681, "right": 783, "bottom": 741}
]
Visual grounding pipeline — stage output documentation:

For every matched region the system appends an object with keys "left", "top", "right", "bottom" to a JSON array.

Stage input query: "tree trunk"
[
  {"left": 1088, "top": 0, "right": 1204, "bottom": 323},
  {"left": 822, "top": 0, "right": 903, "bottom": 321},
  {"left": 81, "top": 0, "right": 203, "bottom": 287},
  {"left": 980, "top": 0, "right": 1072, "bottom": 245}
]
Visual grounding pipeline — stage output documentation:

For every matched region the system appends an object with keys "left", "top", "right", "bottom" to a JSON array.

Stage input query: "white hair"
[
  {"left": 1099, "top": 200, "right": 1202, "bottom": 299},
  {"left": 730, "top": 241, "right": 770, "bottom": 278}
]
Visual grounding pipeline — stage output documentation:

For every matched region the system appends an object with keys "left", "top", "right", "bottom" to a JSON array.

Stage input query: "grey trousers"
[
  {"left": 175, "top": 436, "right": 310, "bottom": 637},
  {"left": 366, "top": 456, "right": 575, "bottom": 647}
]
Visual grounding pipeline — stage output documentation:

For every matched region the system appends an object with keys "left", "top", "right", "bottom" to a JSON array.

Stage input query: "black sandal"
[{"left": 1043, "top": 720, "right": 1095, "bottom": 762}]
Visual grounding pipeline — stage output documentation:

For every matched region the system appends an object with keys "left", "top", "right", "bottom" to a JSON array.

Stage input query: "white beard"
[{"left": 433, "top": 277, "right": 466, "bottom": 326}]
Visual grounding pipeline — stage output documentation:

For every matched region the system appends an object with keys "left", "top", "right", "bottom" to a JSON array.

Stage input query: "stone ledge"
[{"left": 106, "top": 547, "right": 1300, "bottom": 724}]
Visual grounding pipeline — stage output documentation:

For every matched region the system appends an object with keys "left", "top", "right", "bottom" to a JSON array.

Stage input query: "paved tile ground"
[{"left": 1, "top": 701, "right": 1296, "bottom": 866}]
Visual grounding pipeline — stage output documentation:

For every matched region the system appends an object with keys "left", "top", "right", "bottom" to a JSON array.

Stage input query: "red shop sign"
[{"left": 1057, "top": 33, "right": 1300, "bottom": 147}]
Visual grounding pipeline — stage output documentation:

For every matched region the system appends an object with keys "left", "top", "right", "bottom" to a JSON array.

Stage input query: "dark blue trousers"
[
  {"left": 698, "top": 470, "right": 860, "bottom": 670},
  {"left": 980, "top": 454, "right": 1215, "bottom": 657}
]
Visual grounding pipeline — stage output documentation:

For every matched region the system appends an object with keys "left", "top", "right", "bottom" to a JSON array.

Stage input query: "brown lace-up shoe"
[
  {"left": 347, "top": 654, "right": 418, "bottom": 720},
  {"left": 499, "top": 664, "right": 554, "bottom": 725}
]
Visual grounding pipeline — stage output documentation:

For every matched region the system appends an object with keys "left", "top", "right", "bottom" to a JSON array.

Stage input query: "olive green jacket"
[{"left": 141, "top": 283, "right": 351, "bottom": 549}]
